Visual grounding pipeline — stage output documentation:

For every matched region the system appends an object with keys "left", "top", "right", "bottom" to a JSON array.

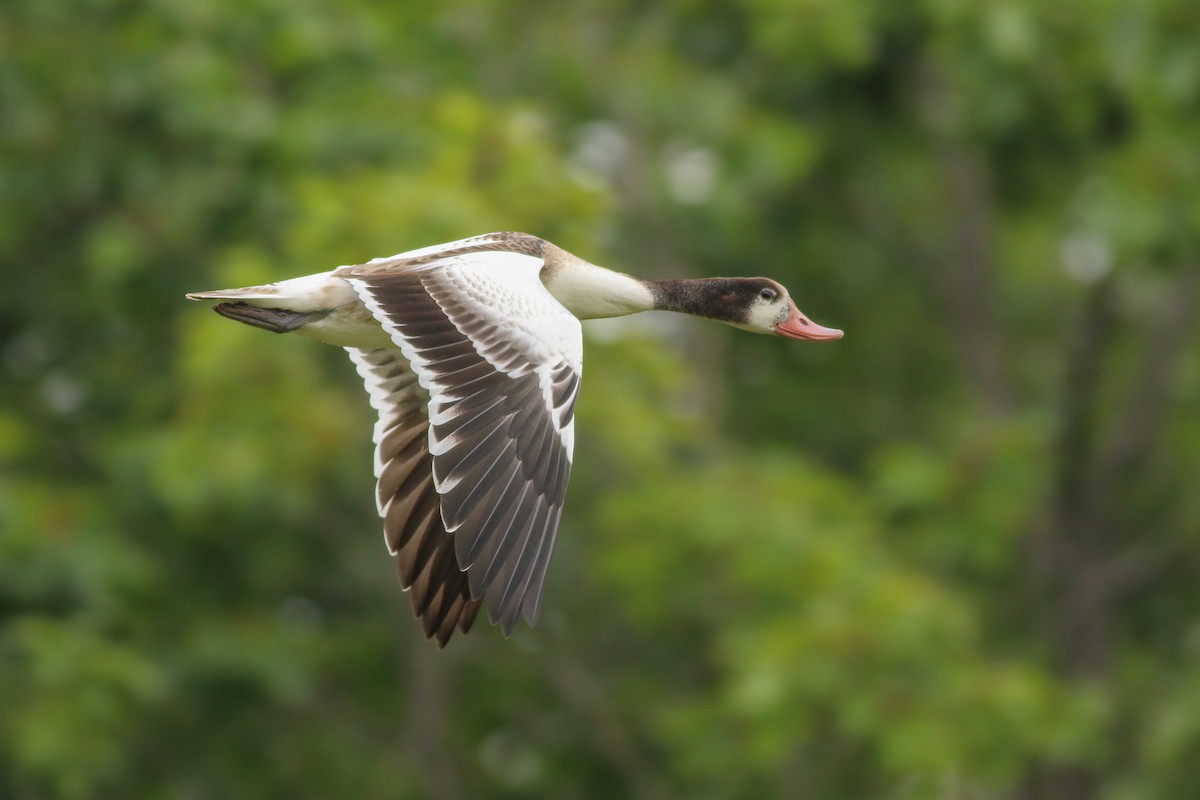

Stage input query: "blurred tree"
[{"left": 2, "top": 0, "right": 1198, "bottom": 798}]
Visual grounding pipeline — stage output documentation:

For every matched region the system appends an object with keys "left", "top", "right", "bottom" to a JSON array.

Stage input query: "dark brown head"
[{"left": 649, "top": 277, "right": 843, "bottom": 340}]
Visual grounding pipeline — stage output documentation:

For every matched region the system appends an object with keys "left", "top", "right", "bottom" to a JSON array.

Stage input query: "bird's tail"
[
  {"left": 186, "top": 271, "right": 355, "bottom": 311},
  {"left": 186, "top": 285, "right": 282, "bottom": 302}
]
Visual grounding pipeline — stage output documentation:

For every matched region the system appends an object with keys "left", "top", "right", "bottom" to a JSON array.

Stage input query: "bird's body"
[{"left": 188, "top": 232, "right": 841, "bottom": 645}]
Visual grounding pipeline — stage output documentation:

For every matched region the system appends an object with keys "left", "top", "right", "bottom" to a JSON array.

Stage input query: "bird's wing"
[
  {"left": 346, "top": 347, "right": 482, "bottom": 646},
  {"left": 342, "top": 247, "right": 582, "bottom": 637}
]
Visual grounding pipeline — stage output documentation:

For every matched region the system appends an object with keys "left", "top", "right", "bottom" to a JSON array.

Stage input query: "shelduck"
[{"left": 187, "top": 232, "right": 842, "bottom": 645}]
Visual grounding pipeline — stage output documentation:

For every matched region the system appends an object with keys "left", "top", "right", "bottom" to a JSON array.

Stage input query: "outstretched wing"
[{"left": 342, "top": 245, "right": 582, "bottom": 639}]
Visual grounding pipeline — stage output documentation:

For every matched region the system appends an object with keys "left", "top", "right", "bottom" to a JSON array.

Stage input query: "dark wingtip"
[
  {"left": 432, "top": 627, "right": 452, "bottom": 649},
  {"left": 420, "top": 596, "right": 482, "bottom": 648}
]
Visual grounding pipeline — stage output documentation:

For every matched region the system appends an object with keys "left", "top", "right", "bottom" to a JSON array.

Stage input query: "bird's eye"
[{"left": 758, "top": 288, "right": 777, "bottom": 301}]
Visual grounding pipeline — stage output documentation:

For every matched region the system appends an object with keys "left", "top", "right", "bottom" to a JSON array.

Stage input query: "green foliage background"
[{"left": 2, "top": 1, "right": 1198, "bottom": 798}]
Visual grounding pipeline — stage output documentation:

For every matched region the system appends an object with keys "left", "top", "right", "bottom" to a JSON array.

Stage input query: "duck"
[{"left": 187, "top": 232, "right": 842, "bottom": 646}]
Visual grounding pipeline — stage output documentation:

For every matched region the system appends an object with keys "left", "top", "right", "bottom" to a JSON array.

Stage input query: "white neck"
[{"left": 540, "top": 247, "right": 655, "bottom": 320}]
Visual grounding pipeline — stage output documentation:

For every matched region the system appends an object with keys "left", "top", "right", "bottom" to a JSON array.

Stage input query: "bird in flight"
[{"left": 188, "top": 232, "right": 842, "bottom": 645}]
